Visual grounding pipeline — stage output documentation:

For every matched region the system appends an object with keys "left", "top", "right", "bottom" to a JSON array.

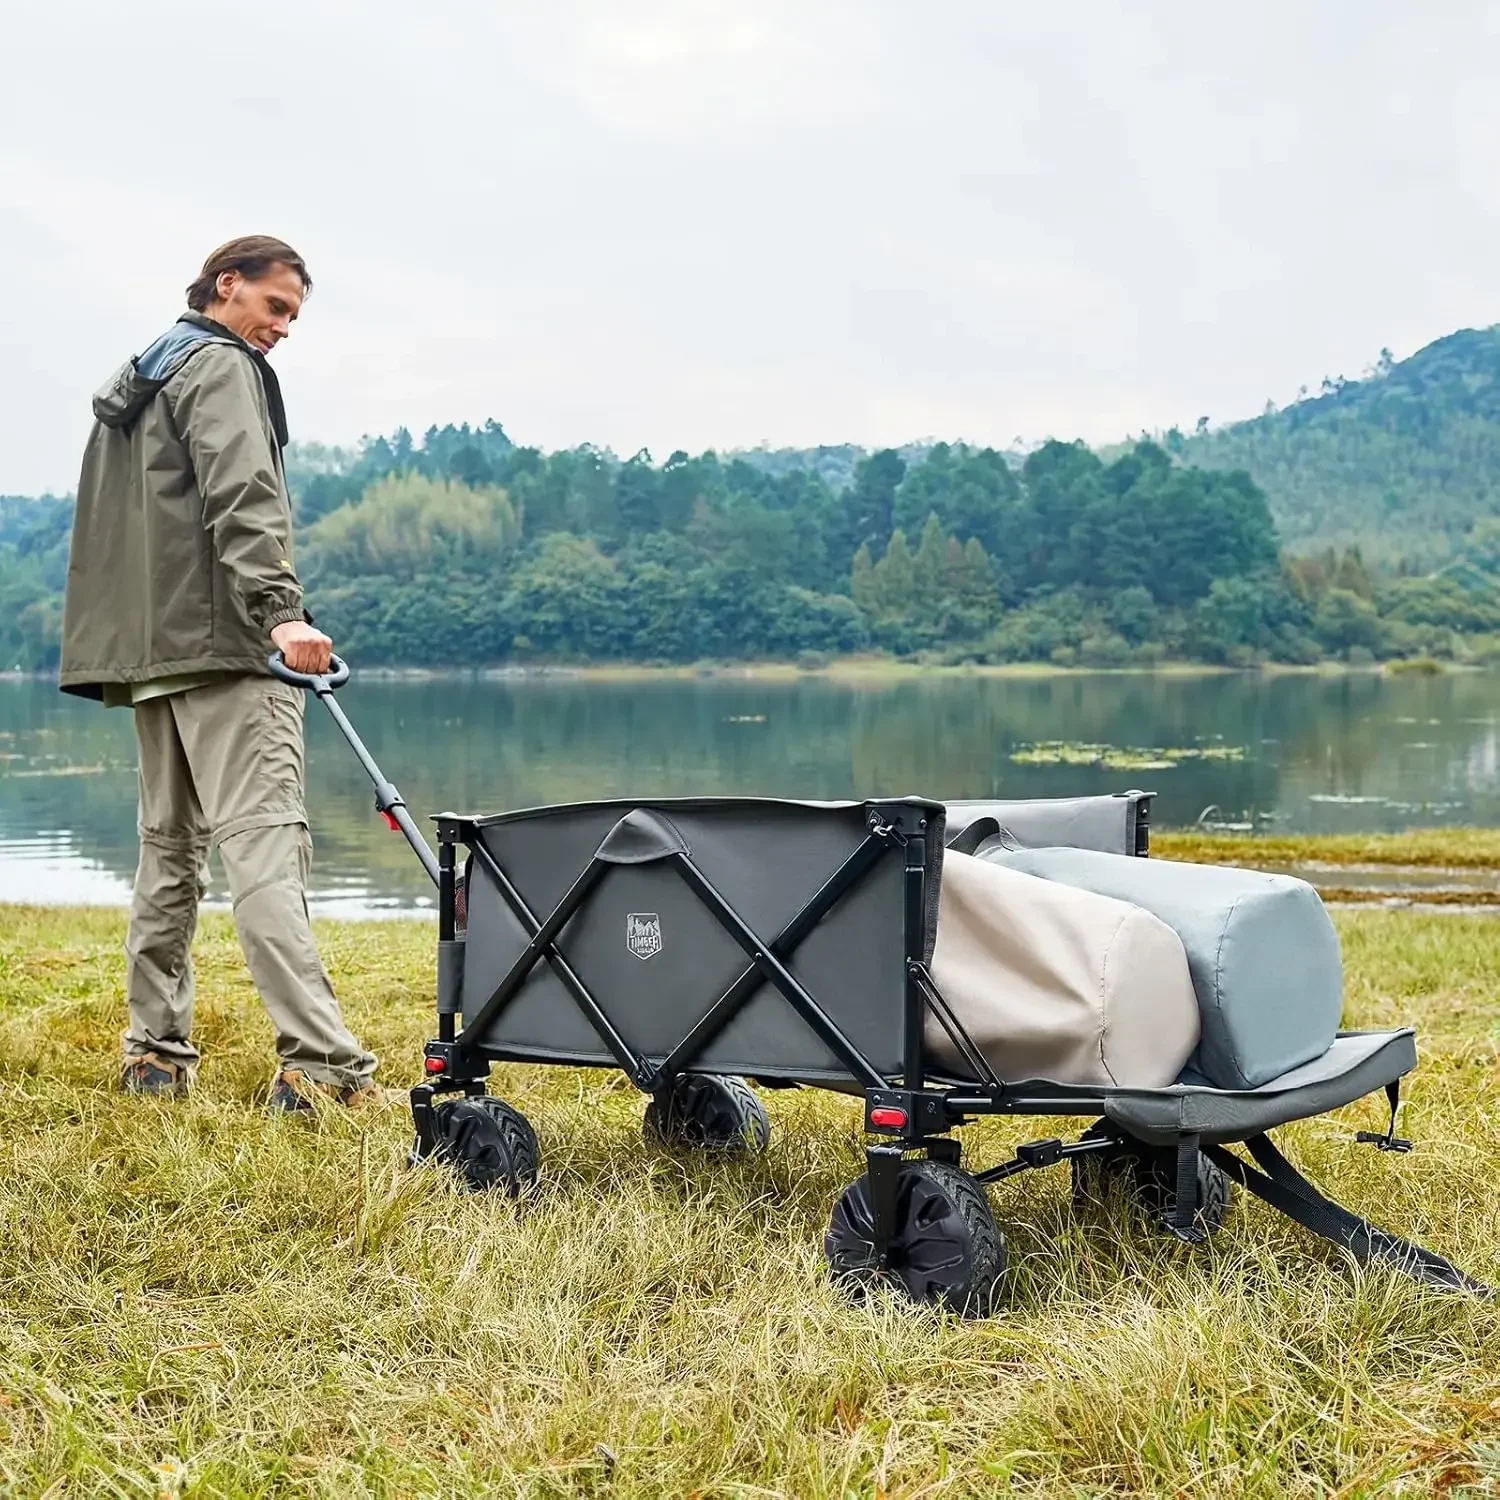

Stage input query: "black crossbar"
[
  {"left": 974, "top": 1134, "right": 1115, "bottom": 1185},
  {"left": 651, "top": 834, "right": 891, "bottom": 1085},
  {"left": 461, "top": 842, "right": 650, "bottom": 1083},
  {"left": 669, "top": 851, "right": 889, "bottom": 1091},
  {"left": 460, "top": 828, "right": 896, "bottom": 1093},
  {"left": 911, "top": 961, "right": 1003, "bottom": 1094}
]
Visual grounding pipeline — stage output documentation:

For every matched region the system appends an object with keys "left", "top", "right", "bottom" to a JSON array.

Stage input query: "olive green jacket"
[{"left": 59, "top": 314, "right": 307, "bottom": 700}]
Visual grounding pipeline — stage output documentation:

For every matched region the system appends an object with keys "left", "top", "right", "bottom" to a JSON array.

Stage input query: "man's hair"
[{"left": 185, "top": 235, "right": 312, "bottom": 311}]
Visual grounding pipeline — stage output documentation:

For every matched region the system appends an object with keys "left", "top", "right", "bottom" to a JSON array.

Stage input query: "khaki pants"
[{"left": 123, "top": 675, "right": 377, "bottom": 1087}]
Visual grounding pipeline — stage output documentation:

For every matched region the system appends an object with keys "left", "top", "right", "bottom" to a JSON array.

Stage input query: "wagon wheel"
[
  {"left": 643, "top": 1073, "right": 770, "bottom": 1153},
  {"left": 825, "top": 1159, "right": 1005, "bottom": 1316},
  {"left": 1071, "top": 1121, "right": 1232, "bottom": 1239},
  {"left": 431, "top": 1094, "right": 541, "bottom": 1195}
]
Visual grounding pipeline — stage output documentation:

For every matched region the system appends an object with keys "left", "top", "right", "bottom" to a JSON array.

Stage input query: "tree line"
[{"left": 2, "top": 419, "right": 1498, "bottom": 673}]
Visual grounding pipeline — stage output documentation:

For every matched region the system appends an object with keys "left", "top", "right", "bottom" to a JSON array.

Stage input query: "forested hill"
[
  {"left": 1178, "top": 326, "right": 1500, "bottom": 564},
  {"left": 5, "top": 327, "right": 1500, "bottom": 672}
]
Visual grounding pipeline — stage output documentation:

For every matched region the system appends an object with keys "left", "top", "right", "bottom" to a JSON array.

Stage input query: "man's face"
[{"left": 209, "top": 263, "right": 305, "bottom": 354}]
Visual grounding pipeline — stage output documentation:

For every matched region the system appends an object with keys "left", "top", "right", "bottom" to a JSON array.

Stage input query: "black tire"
[
  {"left": 825, "top": 1159, "right": 1006, "bottom": 1316},
  {"left": 643, "top": 1073, "right": 771, "bottom": 1152},
  {"left": 1071, "top": 1122, "right": 1232, "bottom": 1239},
  {"left": 431, "top": 1094, "right": 541, "bottom": 1195}
]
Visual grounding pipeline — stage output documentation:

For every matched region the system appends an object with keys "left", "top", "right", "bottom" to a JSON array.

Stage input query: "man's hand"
[{"left": 270, "top": 619, "right": 334, "bottom": 675}]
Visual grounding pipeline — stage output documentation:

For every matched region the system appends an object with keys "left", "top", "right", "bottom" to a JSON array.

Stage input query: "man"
[{"left": 59, "top": 235, "right": 379, "bottom": 1110}]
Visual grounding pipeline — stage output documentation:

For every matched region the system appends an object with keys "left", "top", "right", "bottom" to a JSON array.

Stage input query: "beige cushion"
[{"left": 928, "top": 851, "right": 1200, "bottom": 1088}]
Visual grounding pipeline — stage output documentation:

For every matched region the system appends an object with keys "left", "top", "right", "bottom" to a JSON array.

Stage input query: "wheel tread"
[
  {"left": 644, "top": 1073, "right": 770, "bottom": 1152},
  {"left": 917, "top": 1160, "right": 1005, "bottom": 1316},
  {"left": 826, "top": 1157, "right": 1006, "bottom": 1317},
  {"left": 432, "top": 1094, "right": 540, "bottom": 1195}
]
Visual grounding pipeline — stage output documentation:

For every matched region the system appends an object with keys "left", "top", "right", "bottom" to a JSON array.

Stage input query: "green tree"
[
  {"left": 892, "top": 443, "right": 1021, "bottom": 562},
  {"left": 912, "top": 514, "right": 950, "bottom": 631},
  {"left": 1018, "top": 440, "right": 1108, "bottom": 590},
  {"left": 302, "top": 473, "right": 521, "bottom": 583},
  {"left": 1312, "top": 588, "right": 1386, "bottom": 655},
  {"left": 614, "top": 450, "right": 662, "bottom": 534},
  {"left": 871, "top": 530, "right": 917, "bottom": 621},
  {"left": 843, "top": 449, "right": 907, "bottom": 560},
  {"left": 1107, "top": 585, "right": 1159, "bottom": 645},
  {"left": 499, "top": 534, "right": 627, "bottom": 658},
  {"left": 955, "top": 537, "right": 997, "bottom": 617},
  {"left": 850, "top": 543, "right": 877, "bottom": 616},
  {"left": 1334, "top": 547, "right": 1373, "bottom": 599}
]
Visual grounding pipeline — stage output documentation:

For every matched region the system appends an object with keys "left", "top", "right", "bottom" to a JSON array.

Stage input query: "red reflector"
[
  {"left": 869, "top": 1106, "right": 907, "bottom": 1129},
  {"left": 424, "top": 1057, "right": 445, "bottom": 1074},
  {"left": 380, "top": 810, "right": 400, "bottom": 831}
]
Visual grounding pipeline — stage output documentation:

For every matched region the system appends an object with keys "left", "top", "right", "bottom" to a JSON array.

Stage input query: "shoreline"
[
  {"left": 4, "top": 656, "right": 1479, "bottom": 687},
  {"left": 4, "top": 831, "right": 1496, "bottom": 921}
]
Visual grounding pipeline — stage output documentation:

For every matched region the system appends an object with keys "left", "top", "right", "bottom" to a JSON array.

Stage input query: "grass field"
[
  {"left": 1, "top": 899, "right": 1498, "bottom": 1497},
  {"left": 1152, "top": 828, "right": 1500, "bottom": 871}
]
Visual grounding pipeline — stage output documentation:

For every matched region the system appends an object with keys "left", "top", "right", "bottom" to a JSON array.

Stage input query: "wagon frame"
[{"left": 274, "top": 652, "right": 1488, "bottom": 1313}]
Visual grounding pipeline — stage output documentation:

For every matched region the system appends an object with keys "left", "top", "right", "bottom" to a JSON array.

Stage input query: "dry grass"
[
  {"left": 1, "top": 902, "right": 1498, "bottom": 1496},
  {"left": 1153, "top": 827, "right": 1500, "bottom": 870}
]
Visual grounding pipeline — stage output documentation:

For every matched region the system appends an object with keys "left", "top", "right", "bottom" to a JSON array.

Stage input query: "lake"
[{"left": 2, "top": 668, "right": 1497, "bottom": 917}]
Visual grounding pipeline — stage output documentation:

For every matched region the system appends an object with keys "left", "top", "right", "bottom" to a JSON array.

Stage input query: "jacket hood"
[
  {"left": 91, "top": 317, "right": 233, "bottom": 432},
  {"left": 91, "top": 314, "right": 289, "bottom": 448}
]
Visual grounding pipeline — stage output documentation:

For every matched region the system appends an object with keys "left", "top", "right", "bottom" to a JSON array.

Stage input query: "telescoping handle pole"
[{"left": 267, "top": 651, "right": 441, "bottom": 888}]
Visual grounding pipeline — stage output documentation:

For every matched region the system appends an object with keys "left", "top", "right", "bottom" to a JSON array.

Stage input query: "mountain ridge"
[{"left": 1171, "top": 324, "right": 1500, "bottom": 562}]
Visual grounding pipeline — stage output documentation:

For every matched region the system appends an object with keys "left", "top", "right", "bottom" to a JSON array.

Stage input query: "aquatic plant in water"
[{"left": 1009, "top": 741, "right": 1247, "bottom": 771}]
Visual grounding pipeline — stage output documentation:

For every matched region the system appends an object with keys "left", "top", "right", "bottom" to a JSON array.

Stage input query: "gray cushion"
[{"left": 980, "top": 846, "right": 1344, "bottom": 1090}]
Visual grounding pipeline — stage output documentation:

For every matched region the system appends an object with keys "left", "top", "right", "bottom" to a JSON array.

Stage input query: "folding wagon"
[{"left": 273, "top": 654, "right": 1489, "bottom": 1314}]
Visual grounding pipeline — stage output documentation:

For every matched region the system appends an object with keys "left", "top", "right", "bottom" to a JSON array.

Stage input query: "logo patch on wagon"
[{"left": 626, "top": 913, "right": 662, "bottom": 961}]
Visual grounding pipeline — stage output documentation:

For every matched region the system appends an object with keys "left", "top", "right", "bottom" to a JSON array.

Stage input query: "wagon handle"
[
  {"left": 267, "top": 650, "right": 441, "bottom": 888},
  {"left": 267, "top": 650, "right": 350, "bottom": 697}
]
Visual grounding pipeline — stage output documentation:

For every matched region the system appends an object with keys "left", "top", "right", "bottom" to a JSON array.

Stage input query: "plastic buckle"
[
  {"left": 1357, "top": 1081, "right": 1412, "bottom": 1152},
  {"left": 1356, "top": 1130, "right": 1413, "bottom": 1153}
]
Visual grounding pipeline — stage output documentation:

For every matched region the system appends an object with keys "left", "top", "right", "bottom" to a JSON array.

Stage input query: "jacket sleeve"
[{"left": 169, "top": 345, "right": 305, "bottom": 634}]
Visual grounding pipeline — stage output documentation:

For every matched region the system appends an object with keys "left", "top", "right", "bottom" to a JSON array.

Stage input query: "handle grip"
[{"left": 267, "top": 651, "right": 350, "bottom": 695}]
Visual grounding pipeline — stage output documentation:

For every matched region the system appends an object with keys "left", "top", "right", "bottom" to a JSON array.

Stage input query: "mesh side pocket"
[{"left": 454, "top": 868, "right": 469, "bottom": 937}]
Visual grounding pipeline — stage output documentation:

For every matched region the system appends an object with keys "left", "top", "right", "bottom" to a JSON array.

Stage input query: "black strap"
[
  {"left": 1203, "top": 1134, "right": 1491, "bottom": 1297},
  {"left": 1355, "top": 1079, "right": 1413, "bottom": 1152},
  {"left": 1168, "top": 1133, "right": 1201, "bottom": 1239}
]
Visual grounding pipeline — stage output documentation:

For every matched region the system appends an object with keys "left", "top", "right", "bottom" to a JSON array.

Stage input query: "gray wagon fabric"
[
  {"left": 982, "top": 846, "right": 1343, "bottom": 1089},
  {"left": 460, "top": 797, "right": 943, "bottom": 1084},
  {"left": 1097, "top": 1030, "right": 1417, "bottom": 1145}
]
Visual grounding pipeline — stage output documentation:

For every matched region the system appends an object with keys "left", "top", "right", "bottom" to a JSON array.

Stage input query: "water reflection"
[{"left": 2, "top": 670, "right": 1496, "bottom": 916}]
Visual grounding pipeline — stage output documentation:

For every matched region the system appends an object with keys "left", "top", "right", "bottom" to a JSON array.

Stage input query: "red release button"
[
  {"left": 869, "top": 1106, "right": 908, "bottom": 1129},
  {"left": 424, "top": 1057, "right": 445, "bottom": 1073}
]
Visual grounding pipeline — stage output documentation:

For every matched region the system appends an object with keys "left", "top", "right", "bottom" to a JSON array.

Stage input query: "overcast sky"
[{"left": 4, "top": 0, "right": 1500, "bottom": 495}]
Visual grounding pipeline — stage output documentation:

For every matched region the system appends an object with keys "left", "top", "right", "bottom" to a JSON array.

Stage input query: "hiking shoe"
[
  {"left": 120, "top": 1052, "right": 192, "bottom": 1097},
  {"left": 268, "top": 1068, "right": 386, "bottom": 1113}
]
